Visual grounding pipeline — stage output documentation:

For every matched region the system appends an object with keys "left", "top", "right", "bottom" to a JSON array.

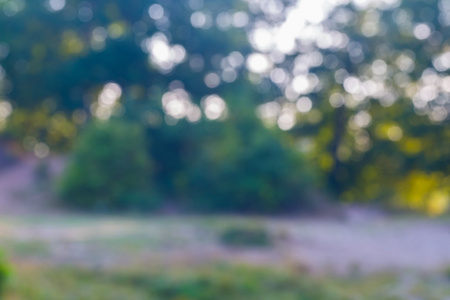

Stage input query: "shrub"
[
  {"left": 219, "top": 226, "right": 272, "bottom": 248},
  {"left": 58, "top": 119, "right": 157, "bottom": 212},
  {"left": 182, "top": 116, "right": 316, "bottom": 213}
]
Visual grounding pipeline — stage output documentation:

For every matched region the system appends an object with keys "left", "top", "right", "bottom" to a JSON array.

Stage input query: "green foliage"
[
  {"left": 58, "top": 119, "right": 157, "bottom": 212},
  {"left": 128, "top": 97, "right": 317, "bottom": 213},
  {"left": 0, "top": 251, "right": 10, "bottom": 298},
  {"left": 182, "top": 115, "right": 315, "bottom": 213},
  {"left": 219, "top": 225, "right": 272, "bottom": 248},
  {"left": 2, "top": 0, "right": 449, "bottom": 213},
  {"left": 58, "top": 114, "right": 316, "bottom": 213},
  {"left": 129, "top": 267, "right": 328, "bottom": 300},
  {"left": 8, "top": 263, "right": 450, "bottom": 300},
  {"left": 4, "top": 265, "right": 340, "bottom": 300}
]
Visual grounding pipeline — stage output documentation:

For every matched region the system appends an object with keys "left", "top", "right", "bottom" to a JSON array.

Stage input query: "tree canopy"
[{"left": 0, "top": 0, "right": 449, "bottom": 214}]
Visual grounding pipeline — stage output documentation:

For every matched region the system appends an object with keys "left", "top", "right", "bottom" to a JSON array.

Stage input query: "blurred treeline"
[{"left": 0, "top": 0, "right": 449, "bottom": 214}]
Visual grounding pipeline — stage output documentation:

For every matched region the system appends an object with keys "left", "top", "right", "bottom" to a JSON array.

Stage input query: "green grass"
[
  {"left": 4, "top": 263, "right": 450, "bottom": 300},
  {"left": 2, "top": 215, "right": 450, "bottom": 299}
]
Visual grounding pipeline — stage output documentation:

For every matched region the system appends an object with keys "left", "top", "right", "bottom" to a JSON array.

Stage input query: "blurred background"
[{"left": 0, "top": 0, "right": 450, "bottom": 299}]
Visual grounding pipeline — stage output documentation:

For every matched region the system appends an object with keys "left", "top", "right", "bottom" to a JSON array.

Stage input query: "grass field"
[
  {"left": 2, "top": 214, "right": 450, "bottom": 299},
  {"left": 4, "top": 262, "right": 450, "bottom": 300}
]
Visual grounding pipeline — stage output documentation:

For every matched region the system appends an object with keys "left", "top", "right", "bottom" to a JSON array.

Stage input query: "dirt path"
[
  {"left": 0, "top": 158, "right": 38, "bottom": 213},
  {"left": 272, "top": 218, "right": 450, "bottom": 274},
  {"left": 0, "top": 157, "right": 64, "bottom": 214}
]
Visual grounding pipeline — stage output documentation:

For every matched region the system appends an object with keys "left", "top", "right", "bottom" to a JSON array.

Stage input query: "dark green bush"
[
  {"left": 182, "top": 116, "right": 316, "bottom": 213},
  {"left": 219, "top": 226, "right": 272, "bottom": 248},
  {"left": 58, "top": 119, "right": 157, "bottom": 212},
  {"left": 59, "top": 109, "right": 317, "bottom": 214}
]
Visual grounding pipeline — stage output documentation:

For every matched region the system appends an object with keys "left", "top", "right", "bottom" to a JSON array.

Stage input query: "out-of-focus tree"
[
  {"left": 1, "top": 0, "right": 449, "bottom": 213},
  {"left": 247, "top": 0, "right": 449, "bottom": 211},
  {"left": 58, "top": 119, "right": 157, "bottom": 211},
  {"left": 181, "top": 102, "right": 316, "bottom": 213},
  {"left": 0, "top": 0, "right": 258, "bottom": 126}
]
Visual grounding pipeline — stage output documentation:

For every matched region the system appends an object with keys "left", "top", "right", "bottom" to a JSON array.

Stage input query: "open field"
[
  {"left": 4, "top": 262, "right": 450, "bottom": 300},
  {"left": 2, "top": 214, "right": 450, "bottom": 299},
  {"left": 2, "top": 214, "right": 450, "bottom": 273}
]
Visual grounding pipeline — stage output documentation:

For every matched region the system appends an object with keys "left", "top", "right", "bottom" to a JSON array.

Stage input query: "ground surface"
[
  {"left": 1, "top": 214, "right": 450, "bottom": 275},
  {"left": 0, "top": 156, "right": 64, "bottom": 214}
]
